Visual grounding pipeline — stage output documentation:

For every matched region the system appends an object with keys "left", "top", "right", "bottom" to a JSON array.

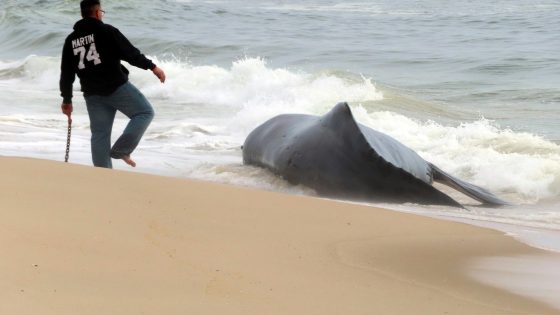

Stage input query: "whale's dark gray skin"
[{"left": 242, "top": 102, "right": 509, "bottom": 207}]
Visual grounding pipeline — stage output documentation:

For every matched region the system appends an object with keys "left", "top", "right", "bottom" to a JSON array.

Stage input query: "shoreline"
[
  {"left": 1, "top": 156, "right": 559, "bottom": 314},
  {"left": 362, "top": 199, "right": 560, "bottom": 254}
]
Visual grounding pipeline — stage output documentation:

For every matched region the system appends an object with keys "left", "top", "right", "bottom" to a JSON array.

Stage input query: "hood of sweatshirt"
[{"left": 73, "top": 17, "right": 103, "bottom": 32}]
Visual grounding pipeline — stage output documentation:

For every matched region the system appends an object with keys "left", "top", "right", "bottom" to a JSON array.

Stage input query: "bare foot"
[{"left": 122, "top": 155, "right": 136, "bottom": 167}]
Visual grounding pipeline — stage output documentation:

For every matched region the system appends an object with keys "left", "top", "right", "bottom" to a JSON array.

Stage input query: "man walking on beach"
[{"left": 59, "top": 0, "right": 165, "bottom": 168}]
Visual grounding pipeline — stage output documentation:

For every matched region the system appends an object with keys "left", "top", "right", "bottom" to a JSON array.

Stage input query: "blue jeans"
[{"left": 84, "top": 82, "right": 154, "bottom": 168}]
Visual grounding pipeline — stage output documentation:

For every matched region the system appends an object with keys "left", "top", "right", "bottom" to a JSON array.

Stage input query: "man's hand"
[
  {"left": 61, "top": 102, "right": 73, "bottom": 120},
  {"left": 152, "top": 66, "right": 166, "bottom": 83}
]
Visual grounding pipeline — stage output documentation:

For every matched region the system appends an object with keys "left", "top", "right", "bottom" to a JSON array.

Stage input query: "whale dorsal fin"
[
  {"left": 321, "top": 103, "right": 433, "bottom": 184},
  {"left": 320, "top": 102, "right": 358, "bottom": 130}
]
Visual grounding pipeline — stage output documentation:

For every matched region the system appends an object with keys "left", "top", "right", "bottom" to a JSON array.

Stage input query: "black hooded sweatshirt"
[{"left": 59, "top": 17, "right": 155, "bottom": 103}]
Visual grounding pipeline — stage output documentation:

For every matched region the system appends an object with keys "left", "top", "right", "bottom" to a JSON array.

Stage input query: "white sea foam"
[
  {"left": 0, "top": 56, "right": 60, "bottom": 91},
  {"left": 133, "top": 57, "right": 382, "bottom": 105}
]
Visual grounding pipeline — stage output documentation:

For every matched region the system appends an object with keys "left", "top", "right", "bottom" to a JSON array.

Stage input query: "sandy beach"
[{"left": 1, "top": 156, "right": 558, "bottom": 314}]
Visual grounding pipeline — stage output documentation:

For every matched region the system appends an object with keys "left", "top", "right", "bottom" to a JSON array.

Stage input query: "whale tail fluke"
[{"left": 430, "top": 164, "right": 511, "bottom": 207}]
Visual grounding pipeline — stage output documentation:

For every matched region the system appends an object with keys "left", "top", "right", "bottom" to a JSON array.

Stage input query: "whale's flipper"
[{"left": 430, "top": 164, "right": 510, "bottom": 206}]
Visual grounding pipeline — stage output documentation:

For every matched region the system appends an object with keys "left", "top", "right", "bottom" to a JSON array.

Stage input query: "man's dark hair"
[{"left": 80, "top": 0, "right": 101, "bottom": 18}]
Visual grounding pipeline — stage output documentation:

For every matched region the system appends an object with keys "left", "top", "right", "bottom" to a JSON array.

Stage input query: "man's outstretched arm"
[{"left": 111, "top": 27, "right": 165, "bottom": 82}]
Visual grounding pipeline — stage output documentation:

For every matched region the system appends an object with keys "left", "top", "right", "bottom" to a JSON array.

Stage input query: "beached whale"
[{"left": 242, "top": 102, "right": 508, "bottom": 207}]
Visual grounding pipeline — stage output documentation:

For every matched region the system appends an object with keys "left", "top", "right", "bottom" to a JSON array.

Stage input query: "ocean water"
[{"left": 1, "top": 1, "right": 559, "bottom": 242}]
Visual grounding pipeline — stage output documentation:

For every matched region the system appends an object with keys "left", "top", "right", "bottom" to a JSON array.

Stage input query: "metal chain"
[{"left": 65, "top": 118, "right": 72, "bottom": 163}]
